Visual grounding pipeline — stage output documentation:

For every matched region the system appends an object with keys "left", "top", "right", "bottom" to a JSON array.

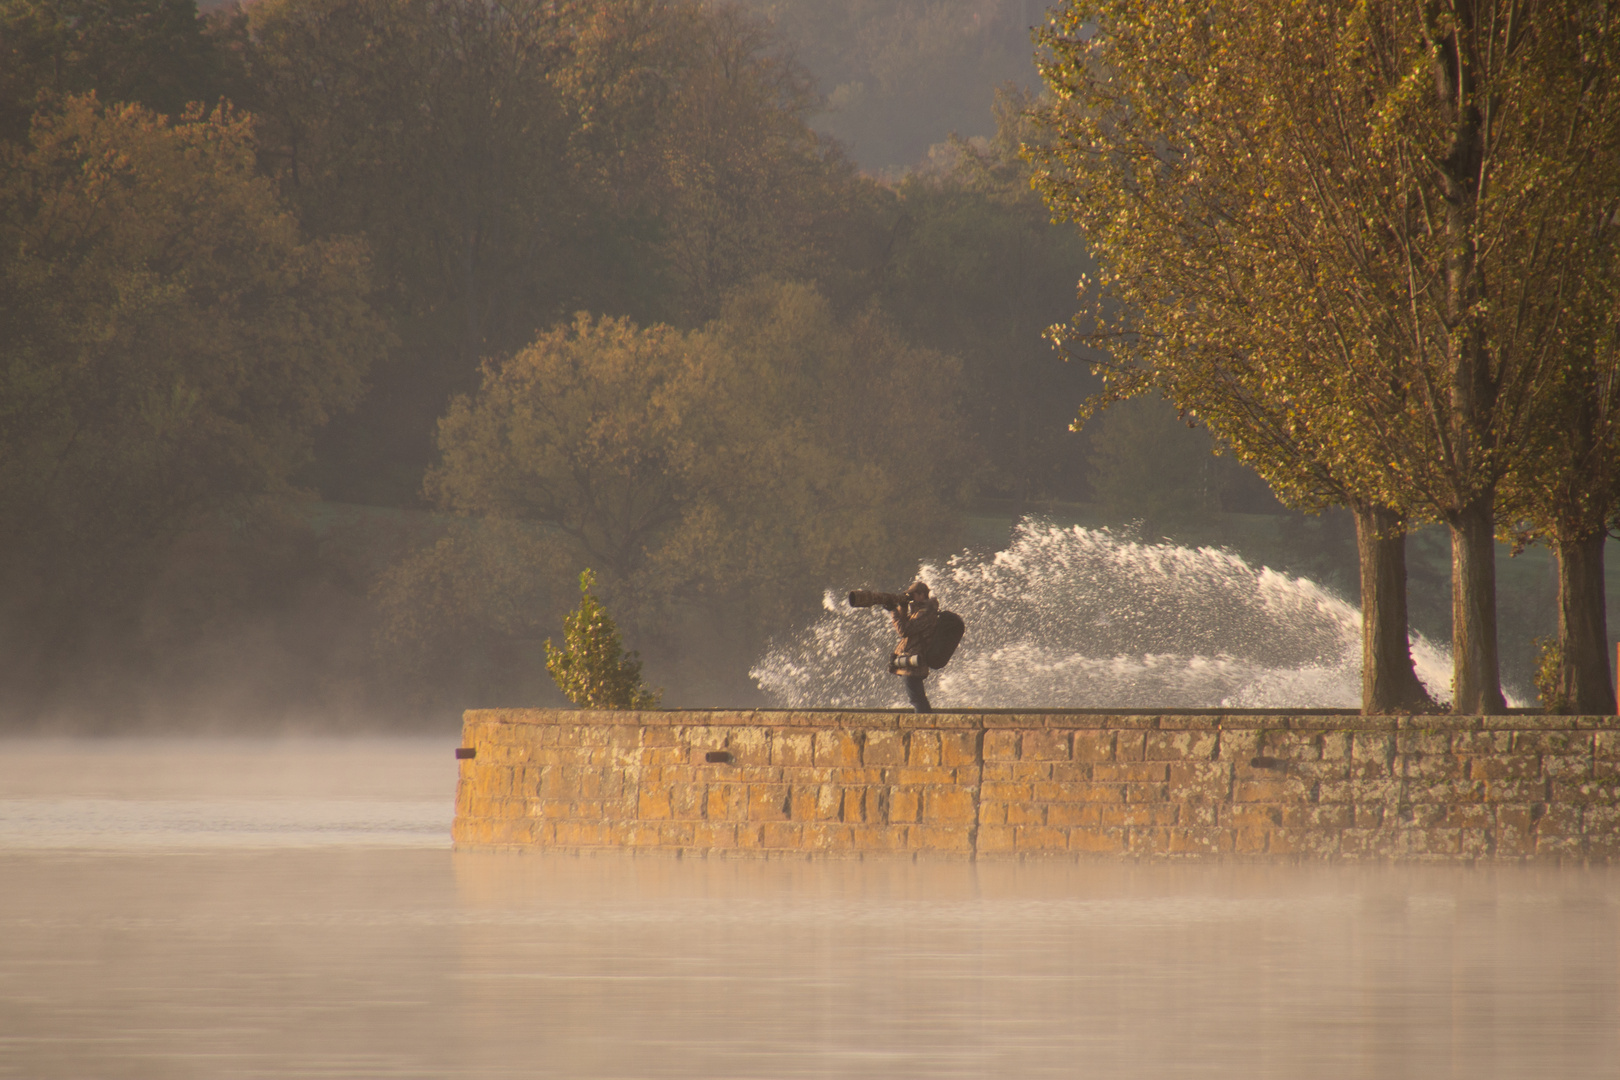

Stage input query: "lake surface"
[{"left": 1, "top": 737, "right": 1617, "bottom": 1079}]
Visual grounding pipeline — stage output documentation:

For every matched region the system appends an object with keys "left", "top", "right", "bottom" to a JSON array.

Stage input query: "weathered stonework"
[{"left": 453, "top": 709, "right": 1620, "bottom": 861}]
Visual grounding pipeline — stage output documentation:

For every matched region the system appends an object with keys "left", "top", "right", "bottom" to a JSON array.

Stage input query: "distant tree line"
[
  {"left": 1031, "top": 0, "right": 1620, "bottom": 714},
  {"left": 0, "top": 0, "right": 1115, "bottom": 721}
]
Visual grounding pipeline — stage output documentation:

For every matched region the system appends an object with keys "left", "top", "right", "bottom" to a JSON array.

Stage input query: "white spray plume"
[{"left": 752, "top": 519, "right": 1465, "bottom": 710}]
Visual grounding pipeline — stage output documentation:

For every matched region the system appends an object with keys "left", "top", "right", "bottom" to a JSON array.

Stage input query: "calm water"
[{"left": 1, "top": 738, "right": 1617, "bottom": 1079}]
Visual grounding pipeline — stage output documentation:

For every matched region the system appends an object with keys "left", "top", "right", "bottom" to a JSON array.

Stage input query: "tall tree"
[{"left": 1031, "top": 0, "right": 1619, "bottom": 713}]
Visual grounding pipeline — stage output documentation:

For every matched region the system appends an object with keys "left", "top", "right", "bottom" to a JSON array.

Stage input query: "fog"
[{"left": 4, "top": 737, "right": 1618, "bottom": 1078}]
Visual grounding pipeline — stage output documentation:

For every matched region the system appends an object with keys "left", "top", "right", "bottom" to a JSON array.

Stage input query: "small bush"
[
  {"left": 1533, "top": 635, "right": 1570, "bottom": 714},
  {"left": 545, "top": 570, "right": 661, "bottom": 709}
]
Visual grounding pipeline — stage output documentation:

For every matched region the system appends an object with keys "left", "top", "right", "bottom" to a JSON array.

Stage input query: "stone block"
[
  {"left": 670, "top": 784, "right": 706, "bottom": 819},
  {"left": 1167, "top": 827, "right": 1235, "bottom": 855},
  {"left": 1049, "top": 763, "right": 1098, "bottom": 784},
  {"left": 1021, "top": 730, "right": 1072, "bottom": 761},
  {"left": 705, "top": 786, "right": 737, "bottom": 820},
  {"left": 1481, "top": 778, "right": 1550, "bottom": 804},
  {"left": 864, "top": 730, "right": 907, "bottom": 767},
  {"left": 1178, "top": 802, "right": 1218, "bottom": 827},
  {"left": 1115, "top": 732, "right": 1148, "bottom": 761},
  {"left": 1438, "top": 803, "right": 1493, "bottom": 829},
  {"left": 1291, "top": 759, "right": 1351, "bottom": 783},
  {"left": 1544, "top": 754, "right": 1594, "bottom": 782},
  {"left": 1229, "top": 804, "right": 1282, "bottom": 828},
  {"left": 730, "top": 728, "right": 772, "bottom": 766},
  {"left": 761, "top": 822, "right": 804, "bottom": 848},
  {"left": 1234, "top": 777, "right": 1310, "bottom": 803},
  {"left": 772, "top": 730, "right": 814, "bottom": 767},
  {"left": 1072, "top": 732, "right": 1116, "bottom": 762},
  {"left": 913, "top": 826, "right": 973, "bottom": 853},
  {"left": 1123, "top": 782, "right": 1170, "bottom": 804},
  {"left": 1126, "top": 827, "right": 1170, "bottom": 855},
  {"left": 978, "top": 801, "right": 1006, "bottom": 825},
  {"left": 1468, "top": 755, "right": 1540, "bottom": 781},
  {"left": 983, "top": 730, "right": 1019, "bottom": 761},
  {"left": 1582, "top": 805, "right": 1620, "bottom": 860},
  {"left": 643, "top": 746, "right": 685, "bottom": 768},
  {"left": 1551, "top": 780, "right": 1620, "bottom": 804},
  {"left": 1015, "top": 825, "right": 1070, "bottom": 853},
  {"left": 1046, "top": 802, "right": 1101, "bottom": 827},
  {"left": 658, "top": 821, "right": 697, "bottom": 846},
  {"left": 1011, "top": 762, "right": 1056, "bottom": 782},
  {"left": 982, "top": 780, "right": 1033, "bottom": 803},
  {"left": 853, "top": 825, "right": 911, "bottom": 852},
  {"left": 896, "top": 767, "right": 957, "bottom": 786},
  {"left": 1144, "top": 730, "right": 1218, "bottom": 761},
  {"left": 1218, "top": 729, "right": 1261, "bottom": 759},
  {"left": 888, "top": 788, "right": 921, "bottom": 824},
  {"left": 1093, "top": 762, "right": 1169, "bottom": 783},
  {"left": 554, "top": 820, "right": 607, "bottom": 847},
  {"left": 813, "top": 730, "right": 861, "bottom": 768},
  {"left": 1168, "top": 761, "right": 1231, "bottom": 802},
  {"left": 1352, "top": 733, "right": 1395, "bottom": 768},
  {"left": 1596, "top": 731, "right": 1620, "bottom": 761},
  {"left": 1006, "top": 802, "right": 1045, "bottom": 825},
  {"left": 977, "top": 825, "right": 1016, "bottom": 853},
  {"left": 1453, "top": 731, "right": 1512, "bottom": 755},
  {"left": 907, "top": 731, "right": 942, "bottom": 766},
  {"left": 925, "top": 788, "right": 977, "bottom": 825},
  {"left": 1536, "top": 804, "right": 1584, "bottom": 852},
  {"left": 1407, "top": 779, "right": 1485, "bottom": 805},
  {"left": 1319, "top": 732, "right": 1352, "bottom": 761},
  {"left": 801, "top": 824, "right": 856, "bottom": 852},
  {"left": 747, "top": 784, "right": 791, "bottom": 821},
  {"left": 1516, "top": 730, "right": 1588, "bottom": 755},
  {"left": 1096, "top": 804, "right": 1179, "bottom": 827},
  {"left": 1403, "top": 753, "right": 1467, "bottom": 781},
  {"left": 786, "top": 785, "right": 826, "bottom": 822},
  {"left": 1396, "top": 731, "right": 1452, "bottom": 756},
  {"left": 691, "top": 821, "right": 737, "bottom": 848},
  {"left": 1068, "top": 826, "right": 1127, "bottom": 854},
  {"left": 940, "top": 731, "right": 978, "bottom": 767}
]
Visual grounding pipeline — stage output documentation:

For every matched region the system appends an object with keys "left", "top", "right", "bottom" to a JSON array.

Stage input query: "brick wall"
[{"left": 452, "top": 709, "right": 1620, "bottom": 861}]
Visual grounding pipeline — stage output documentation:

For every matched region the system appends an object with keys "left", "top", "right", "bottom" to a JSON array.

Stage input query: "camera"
[{"left": 848, "top": 589, "right": 906, "bottom": 611}]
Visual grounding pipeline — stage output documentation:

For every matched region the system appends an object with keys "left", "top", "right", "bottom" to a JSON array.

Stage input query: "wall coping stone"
[{"left": 465, "top": 708, "right": 1616, "bottom": 733}]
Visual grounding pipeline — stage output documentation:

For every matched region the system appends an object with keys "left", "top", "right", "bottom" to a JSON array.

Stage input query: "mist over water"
[
  {"left": 754, "top": 519, "right": 1457, "bottom": 710},
  {"left": 4, "top": 740, "right": 1617, "bottom": 1077}
]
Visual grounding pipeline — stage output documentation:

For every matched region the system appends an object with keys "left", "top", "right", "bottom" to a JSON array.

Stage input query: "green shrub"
[
  {"left": 1533, "top": 635, "right": 1570, "bottom": 714},
  {"left": 544, "top": 570, "right": 661, "bottom": 709}
]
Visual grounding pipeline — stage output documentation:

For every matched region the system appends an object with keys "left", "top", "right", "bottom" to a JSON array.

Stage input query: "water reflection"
[{"left": 0, "top": 738, "right": 1615, "bottom": 1079}]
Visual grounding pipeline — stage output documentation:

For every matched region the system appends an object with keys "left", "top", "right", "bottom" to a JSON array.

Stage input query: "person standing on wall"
[{"left": 848, "top": 581, "right": 965, "bottom": 713}]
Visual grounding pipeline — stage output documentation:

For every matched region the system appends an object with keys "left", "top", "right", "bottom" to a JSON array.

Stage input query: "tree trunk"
[
  {"left": 1449, "top": 495, "right": 1507, "bottom": 714},
  {"left": 1353, "top": 502, "right": 1434, "bottom": 714},
  {"left": 1554, "top": 531, "right": 1614, "bottom": 714}
]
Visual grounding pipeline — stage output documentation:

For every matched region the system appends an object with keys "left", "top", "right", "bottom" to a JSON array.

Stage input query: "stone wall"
[{"left": 452, "top": 709, "right": 1620, "bottom": 861}]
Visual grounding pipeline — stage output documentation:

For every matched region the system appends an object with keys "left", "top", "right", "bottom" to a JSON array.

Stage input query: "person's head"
[{"left": 905, "top": 581, "right": 930, "bottom": 601}]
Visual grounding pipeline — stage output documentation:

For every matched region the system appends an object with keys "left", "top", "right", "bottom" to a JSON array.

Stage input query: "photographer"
[{"left": 849, "top": 581, "right": 959, "bottom": 713}]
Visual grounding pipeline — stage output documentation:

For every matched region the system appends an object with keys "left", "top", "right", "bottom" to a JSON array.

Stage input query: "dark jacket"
[{"left": 891, "top": 594, "right": 940, "bottom": 675}]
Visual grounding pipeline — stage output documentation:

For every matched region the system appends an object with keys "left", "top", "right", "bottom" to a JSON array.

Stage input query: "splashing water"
[{"left": 752, "top": 519, "right": 1457, "bottom": 710}]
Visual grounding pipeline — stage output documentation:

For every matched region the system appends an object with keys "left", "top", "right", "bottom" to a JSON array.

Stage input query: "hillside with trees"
[{"left": 1, "top": 0, "right": 1609, "bottom": 726}]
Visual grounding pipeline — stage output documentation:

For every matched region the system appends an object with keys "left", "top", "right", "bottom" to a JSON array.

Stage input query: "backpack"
[{"left": 924, "top": 610, "right": 965, "bottom": 670}]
